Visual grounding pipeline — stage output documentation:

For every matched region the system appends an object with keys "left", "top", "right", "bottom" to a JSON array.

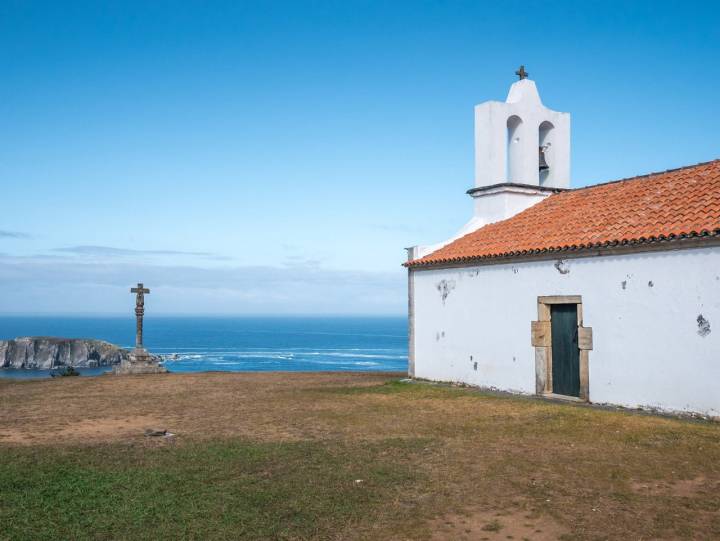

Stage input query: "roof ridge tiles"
[{"left": 570, "top": 158, "right": 720, "bottom": 193}]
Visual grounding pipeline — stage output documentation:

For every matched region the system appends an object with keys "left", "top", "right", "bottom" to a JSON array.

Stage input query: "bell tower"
[
  {"left": 468, "top": 66, "right": 570, "bottom": 225},
  {"left": 406, "top": 67, "right": 571, "bottom": 260}
]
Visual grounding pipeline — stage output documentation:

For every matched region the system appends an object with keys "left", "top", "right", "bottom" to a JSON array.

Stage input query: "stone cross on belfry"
[
  {"left": 515, "top": 65, "right": 529, "bottom": 80},
  {"left": 130, "top": 283, "right": 150, "bottom": 351}
]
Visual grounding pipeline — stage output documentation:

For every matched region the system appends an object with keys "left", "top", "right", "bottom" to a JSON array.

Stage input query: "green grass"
[
  {"left": 311, "top": 379, "right": 489, "bottom": 398},
  {"left": 0, "top": 438, "right": 427, "bottom": 541}
]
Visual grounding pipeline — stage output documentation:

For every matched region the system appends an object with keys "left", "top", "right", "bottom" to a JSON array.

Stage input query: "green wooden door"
[{"left": 551, "top": 304, "right": 580, "bottom": 397}]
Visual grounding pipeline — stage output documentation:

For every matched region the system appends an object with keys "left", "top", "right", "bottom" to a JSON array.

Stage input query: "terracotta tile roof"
[{"left": 406, "top": 159, "right": 720, "bottom": 267}]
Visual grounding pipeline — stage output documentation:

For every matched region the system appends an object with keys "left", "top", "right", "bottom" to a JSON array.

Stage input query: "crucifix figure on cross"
[
  {"left": 515, "top": 65, "right": 529, "bottom": 80},
  {"left": 130, "top": 283, "right": 150, "bottom": 351}
]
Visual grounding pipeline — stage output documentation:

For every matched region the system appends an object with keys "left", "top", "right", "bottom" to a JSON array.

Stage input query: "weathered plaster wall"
[{"left": 411, "top": 246, "right": 720, "bottom": 417}]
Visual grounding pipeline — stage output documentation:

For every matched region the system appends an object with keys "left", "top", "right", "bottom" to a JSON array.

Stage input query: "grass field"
[{"left": 1, "top": 372, "right": 719, "bottom": 540}]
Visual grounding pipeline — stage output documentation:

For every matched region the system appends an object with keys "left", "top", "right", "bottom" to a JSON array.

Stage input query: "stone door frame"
[{"left": 531, "top": 295, "right": 593, "bottom": 401}]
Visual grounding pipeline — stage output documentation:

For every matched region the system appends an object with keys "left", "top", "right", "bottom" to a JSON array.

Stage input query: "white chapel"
[{"left": 405, "top": 69, "right": 720, "bottom": 417}]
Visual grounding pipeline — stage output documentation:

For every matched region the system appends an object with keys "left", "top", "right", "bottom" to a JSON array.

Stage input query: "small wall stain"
[
  {"left": 511, "top": 266, "right": 519, "bottom": 274},
  {"left": 697, "top": 315, "right": 711, "bottom": 337},
  {"left": 436, "top": 279, "right": 456, "bottom": 305},
  {"left": 554, "top": 259, "right": 570, "bottom": 274},
  {"left": 648, "top": 280, "right": 654, "bottom": 287},
  {"left": 621, "top": 280, "right": 627, "bottom": 290}
]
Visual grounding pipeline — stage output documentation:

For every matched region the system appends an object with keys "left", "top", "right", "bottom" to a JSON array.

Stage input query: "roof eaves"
[{"left": 403, "top": 229, "right": 720, "bottom": 268}]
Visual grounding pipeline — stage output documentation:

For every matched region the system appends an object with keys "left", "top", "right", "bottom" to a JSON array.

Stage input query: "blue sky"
[{"left": 0, "top": 0, "right": 718, "bottom": 314}]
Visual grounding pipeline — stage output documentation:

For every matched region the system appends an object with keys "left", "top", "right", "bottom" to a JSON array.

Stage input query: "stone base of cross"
[{"left": 114, "top": 352, "right": 168, "bottom": 375}]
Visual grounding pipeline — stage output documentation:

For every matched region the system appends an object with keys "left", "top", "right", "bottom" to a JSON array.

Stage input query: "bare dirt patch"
[
  {"left": 0, "top": 416, "right": 161, "bottom": 444},
  {"left": 430, "top": 506, "right": 568, "bottom": 540},
  {"left": 630, "top": 475, "right": 720, "bottom": 498}
]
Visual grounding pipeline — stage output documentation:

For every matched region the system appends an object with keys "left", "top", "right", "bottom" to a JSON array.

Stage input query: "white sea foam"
[
  {"left": 159, "top": 347, "right": 406, "bottom": 373},
  {"left": 167, "top": 350, "right": 403, "bottom": 361}
]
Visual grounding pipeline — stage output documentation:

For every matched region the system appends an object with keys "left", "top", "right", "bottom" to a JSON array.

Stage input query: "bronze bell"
[{"left": 538, "top": 146, "right": 549, "bottom": 171}]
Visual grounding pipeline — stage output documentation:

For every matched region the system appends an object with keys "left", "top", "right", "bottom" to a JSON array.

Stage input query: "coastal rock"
[{"left": 0, "top": 337, "right": 158, "bottom": 370}]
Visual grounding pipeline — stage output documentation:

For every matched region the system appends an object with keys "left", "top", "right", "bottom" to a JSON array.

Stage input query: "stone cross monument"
[{"left": 113, "top": 282, "right": 167, "bottom": 375}]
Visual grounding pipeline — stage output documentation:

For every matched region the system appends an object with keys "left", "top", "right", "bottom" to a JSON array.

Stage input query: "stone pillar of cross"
[{"left": 130, "top": 283, "right": 150, "bottom": 350}]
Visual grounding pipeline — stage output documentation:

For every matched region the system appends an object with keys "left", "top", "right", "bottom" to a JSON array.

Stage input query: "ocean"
[{"left": 0, "top": 316, "right": 408, "bottom": 378}]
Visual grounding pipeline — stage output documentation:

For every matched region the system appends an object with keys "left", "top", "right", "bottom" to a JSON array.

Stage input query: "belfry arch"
[
  {"left": 538, "top": 120, "right": 555, "bottom": 185},
  {"left": 506, "top": 115, "right": 523, "bottom": 182}
]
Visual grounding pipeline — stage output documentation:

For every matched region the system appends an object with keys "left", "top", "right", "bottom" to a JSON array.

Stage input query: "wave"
[
  {"left": 170, "top": 354, "right": 296, "bottom": 362},
  {"left": 156, "top": 347, "right": 404, "bottom": 353},
  {"left": 316, "top": 352, "right": 405, "bottom": 360},
  {"left": 197, "top": 359, "right": 383, "bottom": 366}
]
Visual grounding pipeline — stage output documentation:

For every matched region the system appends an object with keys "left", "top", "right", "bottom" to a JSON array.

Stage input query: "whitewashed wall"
[{"left": 411, "top": 246, "right": 720, "bottom": 417}]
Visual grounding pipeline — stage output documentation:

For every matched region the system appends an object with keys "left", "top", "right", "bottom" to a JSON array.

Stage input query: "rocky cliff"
[{"left": 0, "top": 337, "right": 144, "bottom": 370}]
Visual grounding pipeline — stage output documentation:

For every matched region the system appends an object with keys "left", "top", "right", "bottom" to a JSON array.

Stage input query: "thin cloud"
[
  {"left": 54, "top": 245, "right": 222, "bottom": 258},
  {"left": 0, "top": 230, "right": 30, "bottom": 239},
  {"left": 370, "top": 223, "right": 426, "bottom": 234},
  {"left": 282, "top": 254, "right": 325, "bottom": 268}
]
